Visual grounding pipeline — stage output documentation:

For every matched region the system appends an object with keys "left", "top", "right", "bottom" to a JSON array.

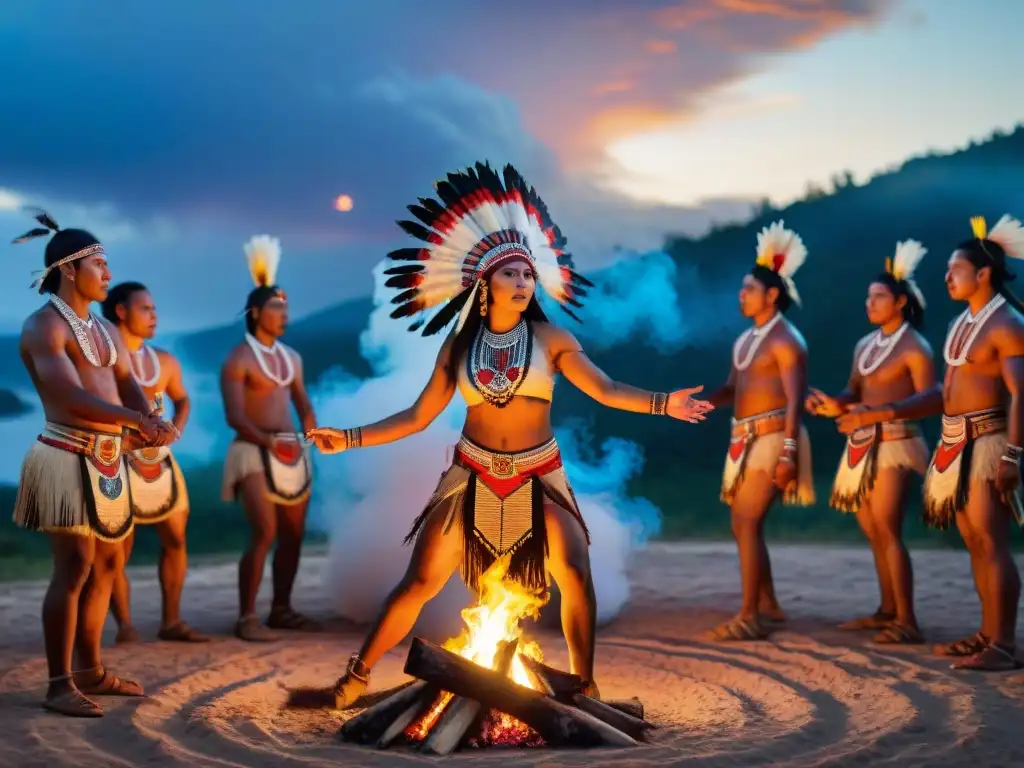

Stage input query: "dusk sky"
[{"left": 1, "top": 0, "right": 1022, "bottom": 332}]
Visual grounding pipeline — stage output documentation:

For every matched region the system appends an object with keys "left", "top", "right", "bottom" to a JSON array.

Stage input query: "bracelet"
[
  {"left": 344, "top": 427, "right": 363, "bottom": 450},
  {"left": 650, "top": 392, "right": 669, "bottom": 416},
  {"left": 1002, "top": 444, "right": 1022, "bottom": 465}
]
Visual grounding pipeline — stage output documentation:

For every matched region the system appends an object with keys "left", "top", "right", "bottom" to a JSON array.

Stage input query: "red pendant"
[
  {"left": 506, "top": 366, "right": 521, "bottom": 382},
  {"left": 477, "top": 369, "right": 495, "bottom": 386}
]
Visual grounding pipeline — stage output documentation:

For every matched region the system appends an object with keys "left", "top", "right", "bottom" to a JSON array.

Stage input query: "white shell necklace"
[
  {"left": 857, "top": 323, "right": 909, "bottom": 377},
  {"left": 245, "top": 332, "right": 295, "bottom": 387},
  {"left": 48, "top": 294, "right": 117, "bottom": 368},
  {"left": 130, "top": 343, "right": 161, "bottom": 388},
  {"left": 733, "top": 312, "right": 783, "bottom": 371},
  {"left": 943, "top": 294, "right": 1005, "bottom": 367}
]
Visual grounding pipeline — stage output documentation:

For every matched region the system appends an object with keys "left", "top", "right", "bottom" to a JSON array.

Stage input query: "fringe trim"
[
  {"left": 13, "top": 441, "right": 92, "bottom": 535},
  {"left": 721, "top": 427, "right": 815, "bottom": 506},
  {"left": 403, "top": 465, "right": 587, "bottom": 594},
  {"left": 128, "top": 451, "right": 189, "bottom": 524},
  {"left": 922, "top": 432, "right": 1005, "bottom": 529}
]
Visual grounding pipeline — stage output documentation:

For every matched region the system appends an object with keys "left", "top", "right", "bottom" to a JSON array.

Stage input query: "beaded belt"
[
  {"left": 730, "top": 408, "right": 787, "bottom": 439},
  {"left": 941, "top": 408, "right": 1007, "bottom": 441},
  {"left": 37, "top": 422, "right": 123, "bottom": 465},
  {"left": 454, "top": 436, "right": 561, "bottom": 480}
]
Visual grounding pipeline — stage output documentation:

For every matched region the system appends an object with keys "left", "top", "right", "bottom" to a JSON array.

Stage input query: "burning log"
[
  {"left": 404, "top": 638, "right": 638, "bottom": 748},
  {"left": 520, "top": 655, "right": 647, "bottom": 729},
  {"left": 339, "top": 680, "right": 427, "bottom": 745},
  {"left": 420, "top": 638, "right": 519, "bottom": 756},
  {"left": 377, "top": 683, "right": 441, "bottom": 749}
]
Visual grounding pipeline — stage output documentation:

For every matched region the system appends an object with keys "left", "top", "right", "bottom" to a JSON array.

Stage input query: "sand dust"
[{"left": 1, "top": 541, "right": 1023, "bottom": 767}]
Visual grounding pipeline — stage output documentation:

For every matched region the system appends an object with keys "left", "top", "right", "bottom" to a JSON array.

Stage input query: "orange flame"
[{"left": 406, "top": 556, "right": 549, "bottom": 745}]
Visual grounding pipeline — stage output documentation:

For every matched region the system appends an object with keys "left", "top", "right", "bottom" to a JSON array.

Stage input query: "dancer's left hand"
[
  {"left": 774, "top": 455, "right": 797, "bottom": 493},
  {"left": 668, "top": 386, "right": 715, "bottom": 423},
  {"left": 836, "top": 405, "right": 880, "bottom": 435},
  {"left": 996, "top": 458, "right": 1021, "bottom": 506}
]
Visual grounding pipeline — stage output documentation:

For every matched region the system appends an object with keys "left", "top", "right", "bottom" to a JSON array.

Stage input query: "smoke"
[{"left": 313, "top": 250, "right": 685, "bottom": 640}]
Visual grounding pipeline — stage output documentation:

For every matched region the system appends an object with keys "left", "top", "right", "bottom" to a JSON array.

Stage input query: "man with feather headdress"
[
  {"left": 864, "top": 214, "right": 1024, "bottom": 671},
  {"left": 10, "top": 209, "right": 177, "bottom": 716},
  {"left": 219, "top": 235, "right": 320, "bottom": 642},
  {"left": 704, "top": 220, "right": 814, "bottom": 642},
  {"left": 806, "top": 240, "right": 934, "bottom": 645}
]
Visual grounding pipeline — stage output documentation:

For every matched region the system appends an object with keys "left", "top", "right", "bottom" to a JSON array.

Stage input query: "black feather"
[
  {"left": 390, "top": 301, "right": 423, "bottom": 320},
  {"left": 422, "top": 290, "right": 470, "bottom": 336},
  {"left": 406, "top": 203, "right": 438, "bottom": 228},
  {"left": 384, "top": 273, "right": 422, "bottom": 289},
  {"left": 397, "top": 219, "right": 435, "bottom": 242},
  {"left": 383, "top": 264, "right": 424, "bottom": 275},
  {"left": 408, "top": 318, "right": 425, "bottom": 333},
  {"left": 11, "top": 227, "right": 51, "bottom": 244},
  {"left": 387, "top": 247, "right": 426, "bottom": 262},
  {"left": 391, "top": 288, "right": 419, "bottom": 305},
  {"left": 419, "top": 197, "right": 446, "bottom": 217},
  {"left": 565, "top": 296, "right": 583, "bottom": 309},
  {"left": 571, "top": 271, "right": 594, "bottom": 287},
  {"left": 560, "top": 306, "right": 583, "bottom": 323},
  {"left": 24, "top": 207, "right": 60, "bottom": 232}
]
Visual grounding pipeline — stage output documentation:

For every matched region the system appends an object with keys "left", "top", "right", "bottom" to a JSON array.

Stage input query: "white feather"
[
  {"left": 906, "top": 278, "right": 927, "bottom": 310},
  {"left": 243, "top": 234, "right": 282, "bottom": 288},
  {"left": 892, "top": 239, "right": 927, "bottom": 281},
  {"left": 755, "top": 220, "right": 808, "bottom": 279},
  {"left": 988, "top": 214, "right": 1024, "bottom": 261}
]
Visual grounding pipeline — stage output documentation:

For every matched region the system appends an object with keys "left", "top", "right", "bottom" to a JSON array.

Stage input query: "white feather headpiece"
[
  {"left": 754, "top": 219, "right": 808, "bottom": 307},
  {"left": 972, "top": 214, "right": 1024, "bottom": 262},
  {"left": 244, "top": 234, "right": 282, "bottom": 288},
  {"left": 383, "top": 161, "right": 591, "bottom": 336},
  {"left": 887, "top": 239, "right": 928, "bottom": 310}
]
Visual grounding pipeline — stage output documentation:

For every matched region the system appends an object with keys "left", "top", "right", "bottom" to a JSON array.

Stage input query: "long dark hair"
[
  {"left": 446, "top": 290, "right": 549, "bottom": 378},
  {"left": 873, "top": 273, "right": 925, "bottom": 330},
  {"left": 955, "top": 237, "right": 1024, "bottom": 314},
  {"left": 750, "top": 264, "right": 793, "bottom": 313},
  {"left": 101, "top": 281, "right": 148, "bottom": 324}
]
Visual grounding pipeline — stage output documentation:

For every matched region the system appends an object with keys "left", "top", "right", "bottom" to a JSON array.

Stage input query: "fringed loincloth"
[
  {"left": 12, "top": 422, "right": 134, "bottom": 542},
  {"left": 830, "top": 421, "right": 929, "bottom": 513},
  {"left": 127, "top": 446, "right": 189, "bottom": 524},
  {"left": 721, "top": 408, "right": 815, "bottom": 506},
  {"left": 221, "top": 433, "right": 312, "bottom": 506},
  {"left": 404, "top": 436, "right": 588, "bottom": 593},
  {"left": 922, "top": 407, "right": 1006, "bottom": 529}
]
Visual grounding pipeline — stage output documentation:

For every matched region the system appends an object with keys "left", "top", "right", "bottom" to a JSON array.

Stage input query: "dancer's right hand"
[
  {"left": 805, "top": 387, "right": 842, "bottom": 417},
  {"left": 306, "top": 427, "right": 349, "bottom": 454}
]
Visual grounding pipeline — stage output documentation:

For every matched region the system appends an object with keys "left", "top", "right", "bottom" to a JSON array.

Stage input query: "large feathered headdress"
[
  {"left": 752, "top": 219, "right": 808, "bottom": 307},
  {"left": 885, "top": 239, "right": 928, "bottom": 310},
  {"left": 383, "top": 161, "right": 592, "bottom": 335},
  {"left": 11, "top": 207, "right": 105, "bottom": 293}
]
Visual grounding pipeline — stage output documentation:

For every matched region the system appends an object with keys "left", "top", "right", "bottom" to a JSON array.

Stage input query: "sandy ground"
[{"left": 1, "top": 541, "right": 1023, "bottom": 767}]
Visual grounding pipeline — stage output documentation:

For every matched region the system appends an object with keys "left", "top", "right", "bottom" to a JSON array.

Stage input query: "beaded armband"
[
  {"left": 779, "top": 437, "right": 797, "bottom": 464},
  {"left": 650, "top": 392, "right": 669, "bottom": 416},
  {"left": 344, "top": 427, "right": 363, "bottom": 450},
  {"left": 1001, "top": 444, "right": 1023, "bottom": 465}
]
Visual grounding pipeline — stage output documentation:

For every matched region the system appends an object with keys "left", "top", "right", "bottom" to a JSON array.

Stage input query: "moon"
[{"left": 334, "top": 194, "right": 354, "bottom": 212}]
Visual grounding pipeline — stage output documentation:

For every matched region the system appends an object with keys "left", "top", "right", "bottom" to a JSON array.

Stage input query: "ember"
[{"left": 339, "top": 558, "right": 653, "bottom": 754}]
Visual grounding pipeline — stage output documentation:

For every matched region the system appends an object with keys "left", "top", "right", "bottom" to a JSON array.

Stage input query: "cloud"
[{"left": 0, "top": 0, "right": 869, "bottom": 328}]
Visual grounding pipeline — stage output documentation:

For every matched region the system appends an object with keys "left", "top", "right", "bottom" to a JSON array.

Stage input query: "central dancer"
[{"left": 309, "top": 162, "right": 713, "bottom": 707}]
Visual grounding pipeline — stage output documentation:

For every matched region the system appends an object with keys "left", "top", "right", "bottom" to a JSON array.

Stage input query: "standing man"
[
  {"left": 847, "top": 215, "right": 1024, "bottom": 671},
  {"left": 11, "top": 210, "right": 175, "bottom": 716},
  {"left": 706, "top": 220, "right": 815, "bottom": 642},
  {"left": 102, "top": 281, "right": 209, "bottom": 643},
  {"left": 220, "top": 235, "right": 319, "bottom": 641},
  {"left": 806, "top": 241, "right": 932, "bottom": 644}
]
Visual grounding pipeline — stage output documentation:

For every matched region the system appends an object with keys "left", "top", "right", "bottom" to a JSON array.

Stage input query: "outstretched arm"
[
  {"left": 550, "top": 327, "right": 712, "bottom": 421},
  {"left": 21, "top": 315, "right": 145, "bottom": 428},
  {"left": 288, "top": 353, "right": 317, "bottom": 434},
  {"left": 308, "top": 336, "right": 457, "bottom": 452}
]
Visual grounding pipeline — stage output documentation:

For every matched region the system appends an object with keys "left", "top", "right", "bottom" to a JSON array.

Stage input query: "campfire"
[{"left": 340, "top": 560, "right": 652, "bottom": 754}]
